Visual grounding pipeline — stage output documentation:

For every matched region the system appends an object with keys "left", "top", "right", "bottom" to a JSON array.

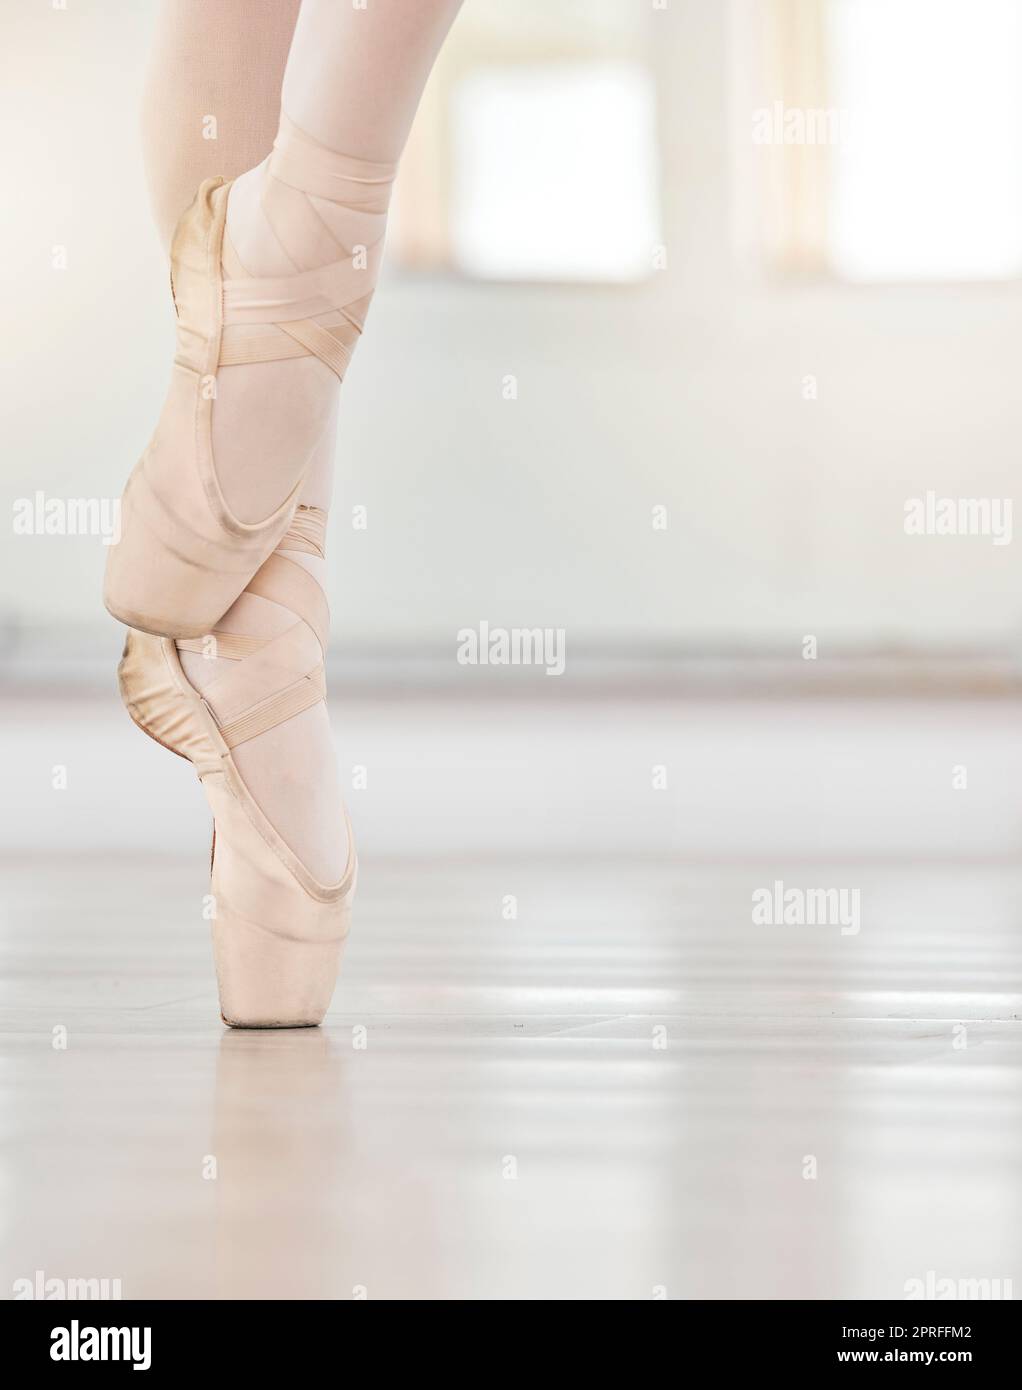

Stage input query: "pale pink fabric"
[
  {"left": 140, "top": 0, "right": 463, "bottom": 885},
  {"left": 141, "top": 0, "right": 302, "bottom": 251}
]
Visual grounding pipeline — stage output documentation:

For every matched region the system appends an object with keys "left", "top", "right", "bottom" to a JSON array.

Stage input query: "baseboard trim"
[{"left": 1, "top": 624, "right": 1020, "bottom": 697}]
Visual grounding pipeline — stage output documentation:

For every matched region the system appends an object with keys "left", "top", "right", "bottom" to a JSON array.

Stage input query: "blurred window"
[
  {"left": 828, "top": 0, "right": 1022, "bottom": 280},
  {"left": 390, "top": 0, "right": 661, "bottom": 284},
  {"left": 745, "top": 0, "right": 1022, "bottom": 281}
]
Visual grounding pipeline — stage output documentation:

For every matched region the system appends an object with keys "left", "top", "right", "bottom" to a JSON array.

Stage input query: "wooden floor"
[{"left": 2, "top": 694, "right": 1021, "bottom": 1299}]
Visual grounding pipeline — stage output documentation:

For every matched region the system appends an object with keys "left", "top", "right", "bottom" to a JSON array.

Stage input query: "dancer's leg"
[
  {"left": 153, "top": 0, "right": 462, "bottom": 883},
  {"left": 140, "top": 1, "right": 339, "bottom": 523},
  {"left": 140, "top": 0, "right": 301, "bottom": 252},
  {"left": 214, "top": 0, "right": 463, "bottom": 521},
  {"left": 138, "top": 1, "right": 338, "bottom": 884}
]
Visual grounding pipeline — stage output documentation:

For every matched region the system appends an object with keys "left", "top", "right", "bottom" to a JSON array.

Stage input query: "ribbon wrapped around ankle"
[
  {"left": 222, "top": 257, "right": 385, "bottom": 326},
  {"left": 280, "top": 504, "right": 327, "bottom": 559},
  {"left": 220, "top": 114, "right": 395, "bottom": 353},
  {"left": 269, "top": 114, "right": 396, "bottom": 212}
]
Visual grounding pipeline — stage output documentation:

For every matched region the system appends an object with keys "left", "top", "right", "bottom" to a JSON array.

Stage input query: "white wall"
[{"left": 3, "top": 0, "right": 1021, "bottom": 664}]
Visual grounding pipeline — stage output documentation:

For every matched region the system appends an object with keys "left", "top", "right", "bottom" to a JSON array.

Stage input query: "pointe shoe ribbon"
[
  {"left": 118, "top": 505, "right": 356, "bottom": 1028},
  {"left": 219, "top": 116, "right": 395, "bottom": 374},
  {"left": 105, "top": 118, "right": 393, "bottom": 640}
]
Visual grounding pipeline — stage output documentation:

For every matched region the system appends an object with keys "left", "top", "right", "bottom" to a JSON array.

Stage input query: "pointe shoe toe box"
[{"left": 118, "top": 629, "right": 355, "bottom": 1030}]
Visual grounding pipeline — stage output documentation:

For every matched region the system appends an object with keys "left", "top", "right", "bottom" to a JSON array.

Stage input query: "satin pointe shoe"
[
  {"left": 105, "top": 124, "right": 390, "bottom": 638},
  {"left": 116, "top": 508, "right": 356, "bottom": 1027}
]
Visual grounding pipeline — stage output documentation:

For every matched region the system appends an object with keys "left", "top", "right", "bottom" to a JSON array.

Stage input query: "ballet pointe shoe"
[
  {"left": 105, "top": 157, "right": 377, "bottom": 638},
  {"left": 105, "top": 180, "right": 296, "bottom": 638},
  {"left": 117, "top": 514, "right": 355, "bottom": 1027}
]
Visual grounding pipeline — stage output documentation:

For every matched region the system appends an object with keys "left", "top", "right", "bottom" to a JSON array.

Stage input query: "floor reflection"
[
  {"left": 211, "top": 1029, "right": 356, "bottom": 1299},
  {"left": 2, "top": 853, "right": 1021, "bottom": 1299}
]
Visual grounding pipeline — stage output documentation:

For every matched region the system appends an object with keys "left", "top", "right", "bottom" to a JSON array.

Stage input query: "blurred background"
[
  {"left": 2, "top": 0, "right": 1021, "bottom": 1301},
  {"left": 4, "top": 0, "right": 1022, "bottom": 673}
]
